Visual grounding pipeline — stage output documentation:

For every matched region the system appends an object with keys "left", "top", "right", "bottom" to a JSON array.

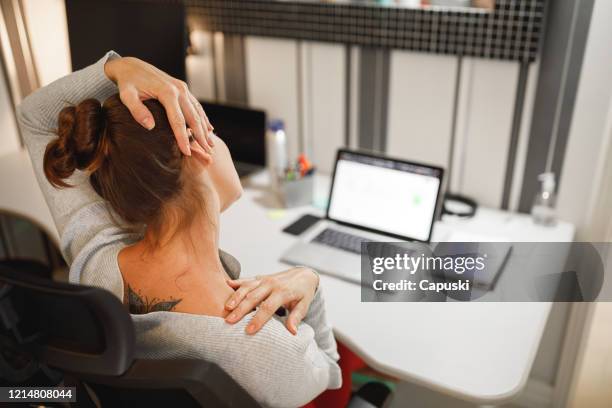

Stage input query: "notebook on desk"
[{"left": 431, "top": 241, "right": 512, "bottom": 291}]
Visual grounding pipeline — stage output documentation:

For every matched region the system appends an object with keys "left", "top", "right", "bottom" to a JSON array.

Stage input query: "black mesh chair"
[
  {"left": 0, "top": 260, "right": 261, "bottom": 407},
  {"left": 0, "top": 260, "right": 392, "bottom": 408}
]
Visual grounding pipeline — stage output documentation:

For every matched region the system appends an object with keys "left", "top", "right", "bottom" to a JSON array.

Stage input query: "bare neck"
[
  {"left": 119, "top": 213, "right": 234, "bottom": 317},
  {"left": 128, "top": 214, "right": 226, "bottom": 281}
]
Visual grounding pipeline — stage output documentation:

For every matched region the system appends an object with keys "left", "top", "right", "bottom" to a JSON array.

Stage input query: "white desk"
[
  {"left": 1, "top": 150, "right": 576, "bottom": 404},
  {"left": 220, "top": 172, "right": 575, "bottom": 405}
]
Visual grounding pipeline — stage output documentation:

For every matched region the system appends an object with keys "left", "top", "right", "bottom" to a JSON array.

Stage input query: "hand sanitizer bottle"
[{"left": 531, "top": 172, "right": 557, "bottom": 226}]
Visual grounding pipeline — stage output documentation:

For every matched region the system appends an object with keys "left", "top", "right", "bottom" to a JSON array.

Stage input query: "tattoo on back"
[{"left": 127, "top": 285, "right": 182, "bottom": 314}]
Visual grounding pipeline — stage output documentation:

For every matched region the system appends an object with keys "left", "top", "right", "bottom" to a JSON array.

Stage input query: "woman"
[{"left": 18, "top": 51, "right": 341, "bottom": 407}]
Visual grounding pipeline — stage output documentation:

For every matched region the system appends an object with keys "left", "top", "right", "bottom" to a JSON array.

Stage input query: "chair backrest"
[{"left": 0, "top": 261, "right": 135, "bottom": 378}]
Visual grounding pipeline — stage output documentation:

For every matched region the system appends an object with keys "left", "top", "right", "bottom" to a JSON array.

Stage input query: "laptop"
[
  {"left": 281, "top": 149, "right": 445, "bottom": 284},
  {"left": 200, "top": 101, "right": 266, "bottom": 177}
]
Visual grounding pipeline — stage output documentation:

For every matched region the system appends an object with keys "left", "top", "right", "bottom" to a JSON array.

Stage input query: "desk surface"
[
  {"left": 1, "top": 150, "right": 575, "bottom": 404},
  {"left": 220, "top": 172, "right": 574, "bottom": 404}
]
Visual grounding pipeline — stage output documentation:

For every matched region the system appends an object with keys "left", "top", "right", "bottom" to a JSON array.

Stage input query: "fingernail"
[
  {"left": 246, "top": 323, "right": 256, "bottom": 334},
  {"left": 226, "top": 300, "right": 235, "bottom": 309},
  {"left": 227, "top": 313, "right": 236, "bottom": 322},
  {"left": 142, "top": 117, "right": 154, "bottom": 130}
]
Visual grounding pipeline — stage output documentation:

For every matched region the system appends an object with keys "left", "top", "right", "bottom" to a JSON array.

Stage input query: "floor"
[{"left": 388, "top": 381, "right": 522, "bottom": 408}]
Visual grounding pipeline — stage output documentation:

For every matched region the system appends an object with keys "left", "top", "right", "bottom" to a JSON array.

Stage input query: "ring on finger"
[{"left": 187, "top": 128, "right": 195, "bottom": 144}]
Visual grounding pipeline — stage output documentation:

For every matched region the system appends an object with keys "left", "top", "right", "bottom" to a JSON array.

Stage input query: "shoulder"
[
  {"left": 132, "top": 311, "right": 314, "bottom": 355},
  {"left": 130, "top": 311, "right": 330, "bottom": 376},
  {"left": 131, "top": 312, "right": 330, "bottom": 407},
  {"left": 68, "top": 214, "right": 139, "bottom": 300}
]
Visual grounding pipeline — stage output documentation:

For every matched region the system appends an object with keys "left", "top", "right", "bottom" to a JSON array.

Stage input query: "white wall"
[
  {"left": 509, "top": 62, "right": 540, "bottom": 212},
  {"left": 186, "top": 30, "right": 215, "bottom": 101},
  {"left": 245, "top": 36, "right": 301, "bottom": 159},
  {"left": 559, "top": 11, "right": 612, "bottom": 400},
  {"left": 569, "top": 302, "right": 612, "bottom": 407},
  {"left": 452, "top": 58, "right": 519, "bottom": 208},
  {"left": 0, "top": 57, "right": 20, "bottom": 154},
  {"left": 239, "top": 41, "right": 528, "bottom": 210},
  {"left": 238, "top": 39, "right": 524, "bottom": 212},
  {"left": 386, "top": 51, "right": 457, "bottom": 169},
  {"left": 244, "top": 37, "right": 347, "bottom": 170},
  {"left": 301, "top": 42, "right": 346, "bottom": 174},
  {"left": 591, "top": 102, "right": 612, "bottom": 241},
  {"left": 0, "top": 0, "right": 70, "bottom": 155},
  {"left": 557, "top": 0, "right": 612, "bottom": 239},
  {"left": 21, "top": 0, "right": 71, "bottom": 85},
  {"left": 386, "top": 53, "right": 520, "bottom": 208}
]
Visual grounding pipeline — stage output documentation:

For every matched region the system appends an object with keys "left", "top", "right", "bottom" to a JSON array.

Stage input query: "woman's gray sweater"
[{"left": 17, "top": 51, "right": 341, "bottom": 408}]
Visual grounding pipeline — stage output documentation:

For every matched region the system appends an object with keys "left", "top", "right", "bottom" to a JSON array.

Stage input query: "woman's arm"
[
  {"left": 216, "top": 314, "right": 342, "bottom": 407},
  {"left": 301, "top": 287, "right": 340, "bottom": 363},
  {"left": 18, "top": 52, "right": 119, "bottom": 235},
  {"left": 18, "top": 52, "right": 127, "bottom": 295},
  {"left": 17, "top": 52, "right": 213, "bottom": 297}
]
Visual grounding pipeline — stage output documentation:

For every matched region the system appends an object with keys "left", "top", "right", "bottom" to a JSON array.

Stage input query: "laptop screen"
[{"left": 327, "top": 150, "right": 444, "bottom": 242}]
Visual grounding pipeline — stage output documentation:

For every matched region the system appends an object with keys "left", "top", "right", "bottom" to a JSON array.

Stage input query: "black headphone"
[{"left": 442, "top": 193, "right": 477, "bottom": 218}]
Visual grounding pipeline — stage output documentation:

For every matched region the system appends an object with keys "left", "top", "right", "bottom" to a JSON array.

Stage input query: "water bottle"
[{"left": 266, "top": 119, "right": 288, "bottom": 190}]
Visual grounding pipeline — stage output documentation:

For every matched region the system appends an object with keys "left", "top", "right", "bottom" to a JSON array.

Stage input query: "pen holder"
[{"left": 276, "top": 174, "right": 314, "bottom": 208}]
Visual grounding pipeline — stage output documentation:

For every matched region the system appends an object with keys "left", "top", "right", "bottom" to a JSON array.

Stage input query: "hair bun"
[{"left": 44, "top": 99, "right": 108, "bottom": 187}]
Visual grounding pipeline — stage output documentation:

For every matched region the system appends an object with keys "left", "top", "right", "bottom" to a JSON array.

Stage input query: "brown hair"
[{"left": 44, "top": 94, "right": 204, "bottom": 241}]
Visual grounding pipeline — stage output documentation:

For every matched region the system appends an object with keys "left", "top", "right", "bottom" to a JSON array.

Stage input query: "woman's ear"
[{"left": 190, "top": 143, "right": 213, "bottom": 168}]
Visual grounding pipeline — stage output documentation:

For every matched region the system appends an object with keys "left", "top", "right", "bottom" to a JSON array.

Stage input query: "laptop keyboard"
[
  {"left": 312, "top": 228, "right": 370, "bottom": 254},
  {"left": 311, "top": 227, "right": 423, "bottom": 260}
]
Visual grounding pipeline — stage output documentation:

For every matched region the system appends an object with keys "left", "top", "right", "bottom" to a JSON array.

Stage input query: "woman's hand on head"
[
  {"left": 224, "top": 267, "right": 320, "bottom": 335},
  {"left": 104, "top": 56, "right": 213, "bottom": 157}
]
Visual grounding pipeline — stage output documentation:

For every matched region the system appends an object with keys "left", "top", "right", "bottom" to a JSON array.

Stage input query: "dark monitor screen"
[
  {"left": 201, "top": 102, "right": 267, "bottom": 166},
  {"left": 66, "top": 0, "right": 186, "bottom": 80}
]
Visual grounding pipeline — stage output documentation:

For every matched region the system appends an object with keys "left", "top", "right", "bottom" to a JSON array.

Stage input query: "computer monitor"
[
  {"left": 327, "top": 150, "right": 444, "bottom": 242},
  {"left": 66, "top": 0, "right": 187, "bottom": 80},
  {"left": 200, "top": 102, "right": 266, "bottom": 167}
]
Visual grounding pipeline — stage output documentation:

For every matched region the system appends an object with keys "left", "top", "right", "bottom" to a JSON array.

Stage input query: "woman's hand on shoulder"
[
  {"left": 104, "top": 56, "right": 213, "bottom": 157},
  {"left": 224, "top": 267, "right": 320, "bottom": 335}
]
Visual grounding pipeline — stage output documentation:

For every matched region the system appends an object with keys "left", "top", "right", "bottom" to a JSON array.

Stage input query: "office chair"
[
  {"left": 0, "top": 261, "right": 392, "bottom": 408},
  {"left": 0, "top": 260, "right": 260, "bottom": 407}
]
